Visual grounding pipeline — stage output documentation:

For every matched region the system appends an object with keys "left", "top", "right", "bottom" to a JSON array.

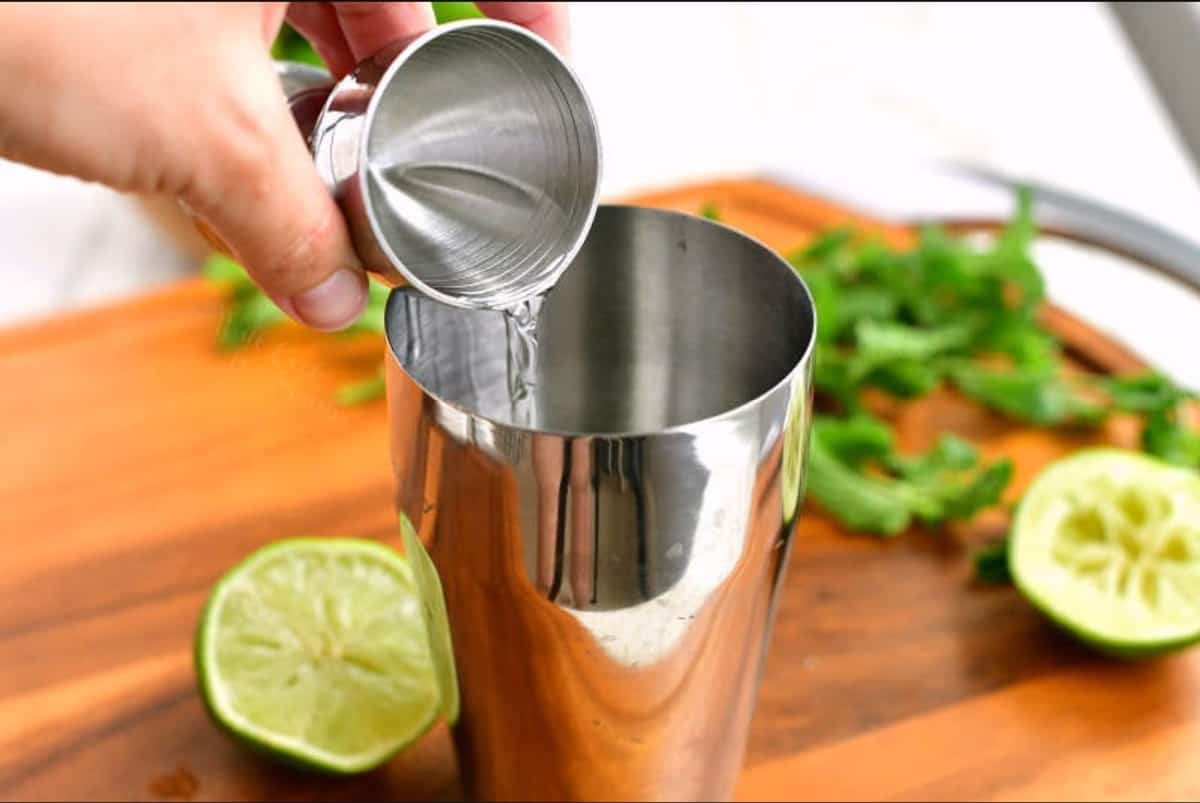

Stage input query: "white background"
[
  {"left": 568, "top": 1, "right": 1200, "bottom": 231},
  {"left": 1, "top": 2, "right": 1198, "bottom": 338}
]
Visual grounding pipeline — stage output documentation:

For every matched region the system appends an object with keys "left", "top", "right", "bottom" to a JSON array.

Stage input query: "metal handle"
[
  {"left": 274, "top": 61, "right": 336, "bottom": 150},
  {"left": 949, "top": 163, "right": 1200, "bottom": 294},
  {"left": 1107, "top": 2, "right": 1200, "bottom": 183}
]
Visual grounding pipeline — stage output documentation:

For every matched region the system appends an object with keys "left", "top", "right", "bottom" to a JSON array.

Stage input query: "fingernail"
[{"left": 290, "top": 270, "right": 368, "bottom": 331}]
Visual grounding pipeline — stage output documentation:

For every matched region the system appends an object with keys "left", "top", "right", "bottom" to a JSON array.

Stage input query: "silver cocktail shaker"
[{"left": 386, "top": 206, "right": 815, "bottom": 800}]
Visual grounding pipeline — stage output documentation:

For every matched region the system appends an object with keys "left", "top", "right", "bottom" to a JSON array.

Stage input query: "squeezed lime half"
[
  {"left": 195, "top": 537, "right": 442, "bottom": 774},
  {"left": 1010, "top": 449, "right": 1200, "bottom": 656}
]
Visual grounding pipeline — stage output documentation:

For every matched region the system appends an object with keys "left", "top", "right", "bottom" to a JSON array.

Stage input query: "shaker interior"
[
  {"left": 385, "top": 205, "right": 815, "bottom": 435},
  {"left": 363, "top": 22, "right": 600, "bottom": 308}
]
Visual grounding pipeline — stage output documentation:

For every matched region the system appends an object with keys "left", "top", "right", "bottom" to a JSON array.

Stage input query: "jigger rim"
[
  {"left": 360, "top": 18, "right": 603, "bottom": 311},
  {"left": 384, "top": 204, "right": 818, "bottom": 440}
]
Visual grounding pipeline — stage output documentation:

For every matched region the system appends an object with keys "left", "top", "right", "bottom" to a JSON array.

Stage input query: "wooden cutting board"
[{"left": 2, "top": 178, "right": 1197, "bottom": 803}]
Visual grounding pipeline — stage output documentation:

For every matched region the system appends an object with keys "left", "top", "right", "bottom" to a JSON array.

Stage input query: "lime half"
[
  {"left": 195, "top": 538, "right": 441, "bottom": 774},
  {"left": 1011, "top": 449, "right": 1200, "bottom": 656}
]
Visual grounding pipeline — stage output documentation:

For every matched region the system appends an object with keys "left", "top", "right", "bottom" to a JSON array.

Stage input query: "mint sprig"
[{"left": 203, "top": 254, "right": 387, "bottom": 405}]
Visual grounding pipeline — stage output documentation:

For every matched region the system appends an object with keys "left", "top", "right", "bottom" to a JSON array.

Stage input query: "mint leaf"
[
  {"left": 335, "top": 371, "right": 387, "bottom": 406},
  {"left": 1142, "top": 408, "right": 1200, "bottom": 469},
  {"left": 1105, "top": 372, "right": 1191, "bottom": 415},
  {"left": 806, "top": 434, "right": 913, "bottom": 536},
  {"left": 807, "top": 417, "right": 1014, "bottom": 537},
  {"left": 973, "top": 539, "right": 1012, "bottom": 584},
  {"left": 950, "top": 362, "right": 1105, "bottom": 426}
]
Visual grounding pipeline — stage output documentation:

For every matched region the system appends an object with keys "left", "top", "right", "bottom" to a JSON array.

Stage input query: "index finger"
[
  {"left": 473, "top": 2, "right": 570, "bottom": 54},
  {"left": 333, "top": 2, "right": 436, "bottom": 63}
]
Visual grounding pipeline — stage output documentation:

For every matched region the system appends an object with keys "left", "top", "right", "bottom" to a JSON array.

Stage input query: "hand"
[{"left": 0, "top": 2, "right": 569, "bottom": 331}]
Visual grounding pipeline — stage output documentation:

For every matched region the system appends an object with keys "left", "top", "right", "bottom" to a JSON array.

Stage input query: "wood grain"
[{"left": 0, "top": 178, "right": 1188, "bottom": 802}]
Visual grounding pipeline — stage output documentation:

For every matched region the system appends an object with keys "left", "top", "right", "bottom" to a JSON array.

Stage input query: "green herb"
[
  {"left": 204, "top": 254, "right": 287, "bottom": 350},
  {"left": 847, "top": 319, "right": 973, "bottom": 390},
  {"left": 938, "top": 459, "right": 1015, "bottom": 521},
  {"left": 790, "top": 188, "right": 1059, "bottom": 421},
  {"left": 1142, "top": 408, "right": 1200, "bottom": 469},
  {"left": 1097, "top": 373, "right": 1200, "bottom": 468},
  {"left": 805, "top": 431, "right": 911, "bottom": 536},
  {"left": 700, "top": 203, "right": 721, "bottom": 221},
  {"left": 882, "top": 433, "right": 979, "bottom": 478},
  {"left": 973, "top": 539, "right": 1012, "bottom": 584},
  {"left": 806, "top": 415, "right": 1012, "bottom": 536},
  {"left": 335, "top": 370, "right": 387, "bottom": 407},
  {"left": 788, "top": 185, "right": 1200, "bottom": 540},
  {"left": 790, "top": 186, "right": 1200, "bottom": 549},
  {"left": 975, "top": 312, "right": 1061, "bottom": 370},
  {"left": 796, "top": 228, "right": 854, "bottom": 262},
  {"left": 433, "top": 2, "right": 485, "bottom": 23},
  {"left": 203, "top": 252, "right": 254, "bottom": 285},
  {"left": 868, "top": 361, "right": 943, "bottom": 399},
  {"left": 949, "top": 362, "right": 1106, "bottom": 426},
  {"left": 271, "top": 23, "right": 324, "bottom": 67},
  {"left": 1104, "top": 372, "right": 1192, "bottom": 414},
  {"left": 855, "top": 319, "right": 974, "bottom": 364},
  {"left": 216, "top": 293, "right": 287, "bottom": 351},
  {"left": 203, "top": 254, "right": 389, "bottom": 405},
  {"left": 811, "top": 414, "right": 894, "bottom": 468}
]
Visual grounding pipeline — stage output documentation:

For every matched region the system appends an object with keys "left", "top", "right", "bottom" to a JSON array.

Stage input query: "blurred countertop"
[{"left": 2, "top": 1, "right": 1198, "bottom": 328}]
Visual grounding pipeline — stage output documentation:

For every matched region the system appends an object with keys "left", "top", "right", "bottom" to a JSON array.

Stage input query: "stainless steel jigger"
[
  {"left": 387, "top": 206, "right": 817, "bottom": 801},
  {"left": 278, "top": 19, "right": 602, "bottom": 310}
]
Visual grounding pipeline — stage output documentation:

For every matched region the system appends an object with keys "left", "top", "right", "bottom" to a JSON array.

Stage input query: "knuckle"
[
  {"left": 201, "top": 77, "right": 289, "bottom": 202},
  {"left": 212, "top": 117, "right": 275, "bottom": 199}
]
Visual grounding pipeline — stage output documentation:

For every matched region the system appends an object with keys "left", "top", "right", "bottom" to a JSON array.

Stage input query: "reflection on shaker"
[
  {"left": 530, "top": 434, "right": 562, "bottom": 595},
  {"left": 528, "top": 435, "right": 599, "bottom": 604},
  {"left": 567, "top": 437, "right": 597, "bottom": 607}
]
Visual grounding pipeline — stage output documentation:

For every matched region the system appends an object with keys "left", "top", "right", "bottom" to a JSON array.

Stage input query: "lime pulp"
[{"left": 1010, "top": 449, "right": 1200, "bottom": 656}]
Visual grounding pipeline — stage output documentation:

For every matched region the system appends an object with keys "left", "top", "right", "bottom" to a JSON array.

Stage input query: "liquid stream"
[{"left": 503, "top": 295, "right": 544, "bottom": 427}]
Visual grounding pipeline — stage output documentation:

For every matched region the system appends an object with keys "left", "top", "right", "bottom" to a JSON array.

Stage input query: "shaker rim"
[{"left": 384, "top": 204, "right": 818, "bottom": 440}]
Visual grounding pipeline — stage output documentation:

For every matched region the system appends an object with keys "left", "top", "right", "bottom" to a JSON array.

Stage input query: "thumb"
[{"left": 187, "top": 53, "right": 367, "bottom": 332}]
